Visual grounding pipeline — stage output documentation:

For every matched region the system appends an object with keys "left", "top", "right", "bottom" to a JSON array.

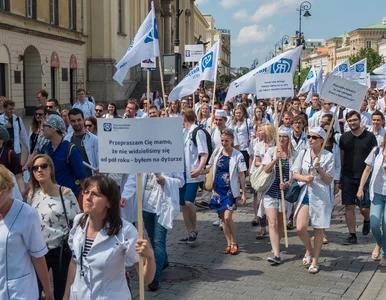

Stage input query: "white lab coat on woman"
[
  {"left": 120, "top": 172, "right": 184, "bottom": 229},
  {"left": 68, "top": 214, "right": 139, "bottom": 300},
  {"left": 292, "top": 149, "right": 335, "bottom": 229},
  {"left": 208, "top": 147, "right": 247, "bottom": 198},
  {"left": 230, "top": 119, "right": 254, "bottom": 151},
  {"left": 366, "top": 147, "right": 385, "bottom": 200},
  {"left": 0, "top": 199, "right": 48, "bottom": 300},
  {"left": 183, "top": 124, "right": 208, "bottom": 184}
]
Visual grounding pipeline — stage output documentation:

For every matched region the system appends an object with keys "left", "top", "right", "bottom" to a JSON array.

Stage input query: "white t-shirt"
[
  {"left": 365, "top": 148, "right": 386, "bottom": 195},
  {"left": 143, "top": 173, "right": 157, "bottom": 214}
]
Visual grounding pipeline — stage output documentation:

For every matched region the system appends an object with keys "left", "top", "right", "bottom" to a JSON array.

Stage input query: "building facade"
[{"left": 0, "top": 0, "right": 86, "bottom": 114}]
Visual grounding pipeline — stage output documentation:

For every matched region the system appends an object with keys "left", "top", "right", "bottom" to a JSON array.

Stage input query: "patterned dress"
[{"left": 209, "top": 155, "right": 236, "bottom": 211}]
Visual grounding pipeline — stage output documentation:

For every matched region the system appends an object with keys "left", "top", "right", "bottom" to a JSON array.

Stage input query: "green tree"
[
  {"left": 237, "top": 67, "right": 250, "bottom": 78},
  {"left": 349, "top": 48, "right": 385, "bottom": 74},
  {"left": 294, "top": 67, "right": 310, "bottom": 88}
]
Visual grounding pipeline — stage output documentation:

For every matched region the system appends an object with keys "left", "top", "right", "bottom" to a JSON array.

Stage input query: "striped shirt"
[
  {"left": 83, "top": 237, "right": 94, "bottom": 257},
  {"left": 266, "top": 159, "right": 290, "bottom": 199}
]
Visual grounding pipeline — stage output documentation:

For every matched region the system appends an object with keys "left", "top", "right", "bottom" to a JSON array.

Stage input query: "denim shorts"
[
  {"left": 179, "top": 172, "right": 200, "bottom": 206},
  {"left": 301, "top": 193, "right": 310, "bottom": 206}
]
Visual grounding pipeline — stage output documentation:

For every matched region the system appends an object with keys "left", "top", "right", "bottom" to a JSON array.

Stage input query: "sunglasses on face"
[
  {"left": 46, "top": 106, "right": 54, "bottom": 109},
  {"left": 32, "top": 163, "right": 49, "bottom": 172},
  {"left": 95, "top": 109, "right": 103, "bottom": 113},
  {"left": 307, "top": 135, "right": 322, "bottom": 140},
  {"left": 85, "top": 124, "right": 93, "bottom": 128},
  {"left": 35, "top": 113, "right": 44, "bottom": 117}
]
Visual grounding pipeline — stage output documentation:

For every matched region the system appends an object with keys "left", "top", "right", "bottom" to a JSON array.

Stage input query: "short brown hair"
[
  {"left": 77, "top": 88, "right": 85, "bottom": 94},
  {"left": 37, "top": 89, "right": 49, "bottom": 99},
  {"left": 126, "top": 99, "right": 138, "bottom": 110},
  {"left": 3, "top": 99, "right": 15, "bottom": 108},
  {"left": 181, "top": 108, "right": 196, "bottom": 123},
  {"left": 292, "top": 115, "right": 306, "bottom": 125}
]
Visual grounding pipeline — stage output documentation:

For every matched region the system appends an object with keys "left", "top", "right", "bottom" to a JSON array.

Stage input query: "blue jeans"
[
  {"left": 143, "top": 211, "right": 168, "bottom": 281},
  {"left": 370, "top": 193, "right": 386, "bottom": 258}
]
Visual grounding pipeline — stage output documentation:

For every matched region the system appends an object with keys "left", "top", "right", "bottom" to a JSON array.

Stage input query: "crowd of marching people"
[{"left": 1, "top": 84, "right": 386, "bottom": 299}]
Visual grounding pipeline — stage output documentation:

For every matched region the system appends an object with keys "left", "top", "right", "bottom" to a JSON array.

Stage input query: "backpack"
[{"left": 191, "top": 124, "right": 213, "bottom": 166}]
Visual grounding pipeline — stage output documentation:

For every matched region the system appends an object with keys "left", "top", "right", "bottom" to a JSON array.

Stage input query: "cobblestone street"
[{"left": 130, "top": 190, "right": 386, "bottom": 300}]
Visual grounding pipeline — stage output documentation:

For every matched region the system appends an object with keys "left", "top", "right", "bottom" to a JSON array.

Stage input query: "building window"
[
  {"left": 0, "top": 0, "right": 10, "bottom": 11},
  {"left": 118, "top": 0, "right": 123, "bottom": 33},
  {"left": 26, "top": 0, "right": 37, "bottom": 19},
  {"left": 50, "top": 0, "right": 59, "bottom": 25},
  {"left": 366, "top": 40, "right": 372, "bottom": 48},
  {"left": 69, "top": 0, "right": 76, "bottom": 30}
]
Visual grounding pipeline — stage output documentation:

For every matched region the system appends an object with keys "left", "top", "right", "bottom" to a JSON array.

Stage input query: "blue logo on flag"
[
  {"left": 306, "top": 71, "right": 314, "bottom": 80},
  {"left": 201, "top": 51, "right": 213, "bottom": 72},
  {"left": 270, "top": 58, "right": 292, "bottom": 73},
  {"left": 356, "top": 64, "right": 365, "bottom": 72},
  {"left": 103, "top": 123, "right": 112, "bottom": 132},
  {"left": 185, "top": 50, "right": 191, "bottom": 57},
  {"left": 144, "top": 19, "right": 159, "bottom": 44},
  {"left": 339, "top": 64, "right": 348, "bottom": 72}
]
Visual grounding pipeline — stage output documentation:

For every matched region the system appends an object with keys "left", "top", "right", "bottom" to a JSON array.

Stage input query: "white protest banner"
[
  {"left": 373, "top": 63, "right": 386, "bottom": 75},
  {"left": 299, "top": 65, "right": 316, "bottom": 94},
  {"left": 98, "top": 118, "right": 184, "bottom": 174},
  {"left": 185, "top": 44, "right": 204, "bottom": 62},
  {"left": 330, "top": 59, "right": 350, "bottom": 79},
  {"left": 255, "top": 73, "right": 294, "bottom": 98},
  {"left": 370, "top": 75, "right": 386, "bottom": 88},
  {"left": 141, "top": 58, "right": 156, "bottom": 71},
  {"left": 320, "top": 74, "right": 367, "bottom": 111}
]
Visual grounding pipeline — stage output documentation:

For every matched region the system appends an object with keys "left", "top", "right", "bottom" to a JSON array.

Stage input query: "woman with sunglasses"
[
  {"left": 204, "top": 129, "right": 247, "bottom": 255},
  {"left": 28, "top": 154, "right": 80, "bottom": 299},
  {"left": 262, "top": 127, "right": 295, "bottom": 265},
  {"left": 29, "top": 105, "right": 47, "bottom": 155},
  {"left": 63, "top": 176, "right": 155, "bottom": 300},
  {"left": 85, "top": 116, "right": 98, "bottom": 135},
  {"left": 292, "top": 127, "right": 334, "bottom": 274},
  {"left": 152, "top": 90, "right": 163, "bottom": 110},
  {"left": 0, "top": 164, "right": 54, "bottom": 300}
]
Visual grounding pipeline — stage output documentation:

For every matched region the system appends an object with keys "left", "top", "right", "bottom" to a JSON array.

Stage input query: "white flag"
[
  {"left": 168, "top": 41, "right": 220, "bottom": 102},
  {"left": 373, "top": 63, "right": 386, "bottom": 75},
  {"left": 299, "top": 66, "right": 316, "bottom": 94},
  {"left": 225, "top": 45, "right": 303, "bottom": 102},
  {"left": 305, "top": 60, "right": 323, "bottom": 103},
  {"left": 113, "top": 2, "right": 160, "bottom": 86},
  {"left": 350, "top": 58, "right": 367, "bottom": 85},
  {"left": 330, "top": 59, "right": 350, "bottom": 79}
]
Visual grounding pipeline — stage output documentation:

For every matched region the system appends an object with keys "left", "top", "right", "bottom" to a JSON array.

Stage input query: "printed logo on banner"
[
  {"left": 356, "top": 64, "right": 365, "bottom": 72},
  {"left": 201, "top": 51, "right": 214, "bottom": 72},
  {"left": 306, "top": 71, "right": 314, "bottom": 80},
  {"left": 339, "top": 64, "right": 348, "bottom": 72},
  {"left": 103, "top": 123, "right": 112, "bottom": 132},
  {"left": 144, "top": 19, "right": 158, "bottom": 44},
  {"left": 185, "top": 50, "right": 191, "bottom": 57},
  {"left": 270, "top": 58, "right": 292, "bottom": 73}
]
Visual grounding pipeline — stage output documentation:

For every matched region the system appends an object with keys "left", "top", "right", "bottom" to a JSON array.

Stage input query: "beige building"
[
  {"left": 302, "top": 46, "right": 328, "bottom": 78},
  {"left": 327, "top": 20, "right": 386, "bottom": 72},
  {"left": 0, "top": 0, "right": 86, "bottom": 114}
]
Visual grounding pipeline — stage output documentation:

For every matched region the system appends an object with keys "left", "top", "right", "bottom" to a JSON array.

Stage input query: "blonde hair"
[
  {"left": 220, "top": 129, "right": 235, "bottom": 147},
  {"left": 232, "top": 105, "right": 247, "bottom": 126},
  {"left": 197, "top": 103, "right": 210, "bottom": 121},
  {"left": 261, "top": 123, "right": 275, "bottom": 143},
  {"left": 0, "top": 165, "right": 14, "bottom": 192}
]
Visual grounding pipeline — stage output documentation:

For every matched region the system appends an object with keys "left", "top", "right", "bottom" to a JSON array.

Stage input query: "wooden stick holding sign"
[
  {"left": 147, "top": 70, "right": 151, "bottom": 114},
  {"left": 136, "top": 174, "right": 145, "bottom": 300},
  {"left": 158, "top": 56, "right": 168, "bottom": 116},
  {"left": 310, "top": 105, "right": 340, "bottom": 177},
  {"left": 273, "top": 98, "right": 289, "bottom": 248}
]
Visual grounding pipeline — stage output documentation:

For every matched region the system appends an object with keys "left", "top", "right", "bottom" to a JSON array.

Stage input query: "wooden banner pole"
[
  {"left": 146, "top": 70, "right": 151, "bottom": 114},
  {"left": 158, "top": 56, "right": 168, "bottom": 117},
  {"left": 136, "top": 173, "right": 145, "bottom": 300},
  {"left": 273, "top": 98, "right": 289, "bottom": 248}
]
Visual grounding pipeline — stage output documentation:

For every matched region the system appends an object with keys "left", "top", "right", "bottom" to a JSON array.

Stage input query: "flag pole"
[
  {"left": 273, "top": 98, "right": 289, "bottom": 248},
  {"left": 147, "top": 70, "right": 151, "bottom": 114},
  {"left": 136, "top": 174, "right": 145, "bottom": 300},
  {"left": 158, "top": 56, "right": 168, "bottom": 116}
]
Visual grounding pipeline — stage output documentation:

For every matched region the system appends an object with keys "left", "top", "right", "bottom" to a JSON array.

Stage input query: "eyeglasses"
[
  {"left": 347, "top": 118, "right": 360, "bottom": 123},
  {"left": 35, "top": 113, "right": 44, "bottom": 117},
  {"left": 307, "top": 135, "right": 322, "bottom": 140},
  {"left": 46, "top": 106, "right": 53, "bottom": 109},
  {"left": 32, "top": 163, "right": 49, "bottom": 172},
  {"left": 85, "top": 124, "right": 93, "bottom": 128},
  {"left": 95, "top": 109, "right": 103, "bottom": 113}
]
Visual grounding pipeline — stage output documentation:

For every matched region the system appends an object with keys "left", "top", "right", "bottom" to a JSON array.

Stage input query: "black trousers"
[{"left": 38, "top": 246, "right": 71, "bottom": 300}]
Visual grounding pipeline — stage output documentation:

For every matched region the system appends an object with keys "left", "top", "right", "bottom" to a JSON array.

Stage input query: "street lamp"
[
  {"left": 278, "top": 35, "right": 290, "bottom": 52},
  {"left": 296, "top": 1, "right": 311, "bottom": 88},
  {"left": 274, "top": 41, "right": 282, "bottom": 56}
]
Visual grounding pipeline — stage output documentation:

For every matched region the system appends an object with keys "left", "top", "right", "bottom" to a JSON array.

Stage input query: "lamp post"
[
  {"left": 296, "top": 1, "right": 311, "bottom": 88},
  {"left": 278, "top": 35, "right": 290, "bottom": 52},
  {"left": 274, "top": 41, "right": 282, "bottom": 56}
]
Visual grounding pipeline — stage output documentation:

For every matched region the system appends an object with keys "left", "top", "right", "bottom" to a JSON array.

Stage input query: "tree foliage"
[
  {"left": 349, "top": 48, "right": 385, "bottom": 74},
  {"left": 294, "top": 67, "right": 310, "bottom": 89}
]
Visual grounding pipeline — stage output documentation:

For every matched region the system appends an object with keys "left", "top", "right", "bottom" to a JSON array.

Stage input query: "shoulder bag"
[
  {"left": 285, "top": 150, "right": 307, "bottom": 203},
  {"left": 59, "top": 186, "right": 73, "bottom": 271},
  {"left": 250, "top": 150, "right": 274, "bottom": 193},
  {"left": 203, "top": 148, "right": 220, "bottom": 191}
]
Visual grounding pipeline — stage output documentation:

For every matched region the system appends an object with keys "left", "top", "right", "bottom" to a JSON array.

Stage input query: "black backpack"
[{"left": 191, "top": 124, "right": 213, "bottom": 165}]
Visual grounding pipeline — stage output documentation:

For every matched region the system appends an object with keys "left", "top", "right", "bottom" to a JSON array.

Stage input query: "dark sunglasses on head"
[
  {"left": 307, "top": 135, "right": 322, "bottom": 140},
  {"left": 35, "top": 113, "right": 44, "bottom": 117},
  {"left": 95, "top": 109, "right": 103, "bottom": 112},
  {"left": 32, "top": 163, "right": 49, "bottom": 172}
]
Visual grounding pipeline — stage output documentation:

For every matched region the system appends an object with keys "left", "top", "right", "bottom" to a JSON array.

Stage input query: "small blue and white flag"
[
  {"left": 350, "top": 58, "right": 367, "bottom": 85},
  {"left": 113, "top": 1, "right": 160, "bottom": 86},
  {"left": 225, "top": 46, "right": 303, "bottom": 102},
  {"left": 306, "top": 60, "right": 323, "bottom": 103},
  {"left": 373, "top": 63, "right": 386, "bottom": 75},
  {"left": 299, "top": 65, "right": 316, "bottom": 94},
  {"left": 168, "top": 41, "right": 220, "bottom": 102},
  {"left": 330, "top": 59, "right": 350, "bottom": 79}
]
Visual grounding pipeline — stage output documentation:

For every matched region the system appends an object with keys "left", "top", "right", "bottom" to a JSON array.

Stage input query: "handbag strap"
[{"left": 59, "top": 186, "right": 70, "bottom": 228}]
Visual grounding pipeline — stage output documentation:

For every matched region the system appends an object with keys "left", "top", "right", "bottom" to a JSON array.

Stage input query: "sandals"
[
  {"left": 308, "top": 265, "right": 320, "bottom": 274},
  {"left": 372, "top": 246, "right": 381, "bottom": 260},
  {"left": 256, "top": 231, "right": 266, "bottom": 239},
  {"left": 251, "top": 218, "right": 259, "bottom": 226},
  {"left": 230, "top": 243, "right": 239, "bottom": 255},
  {"left": 222, "top": 246, "right": 231, "bottom": 254},
  {"left": 302, "top": 255, "right": 312, "bottom": 267}
]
